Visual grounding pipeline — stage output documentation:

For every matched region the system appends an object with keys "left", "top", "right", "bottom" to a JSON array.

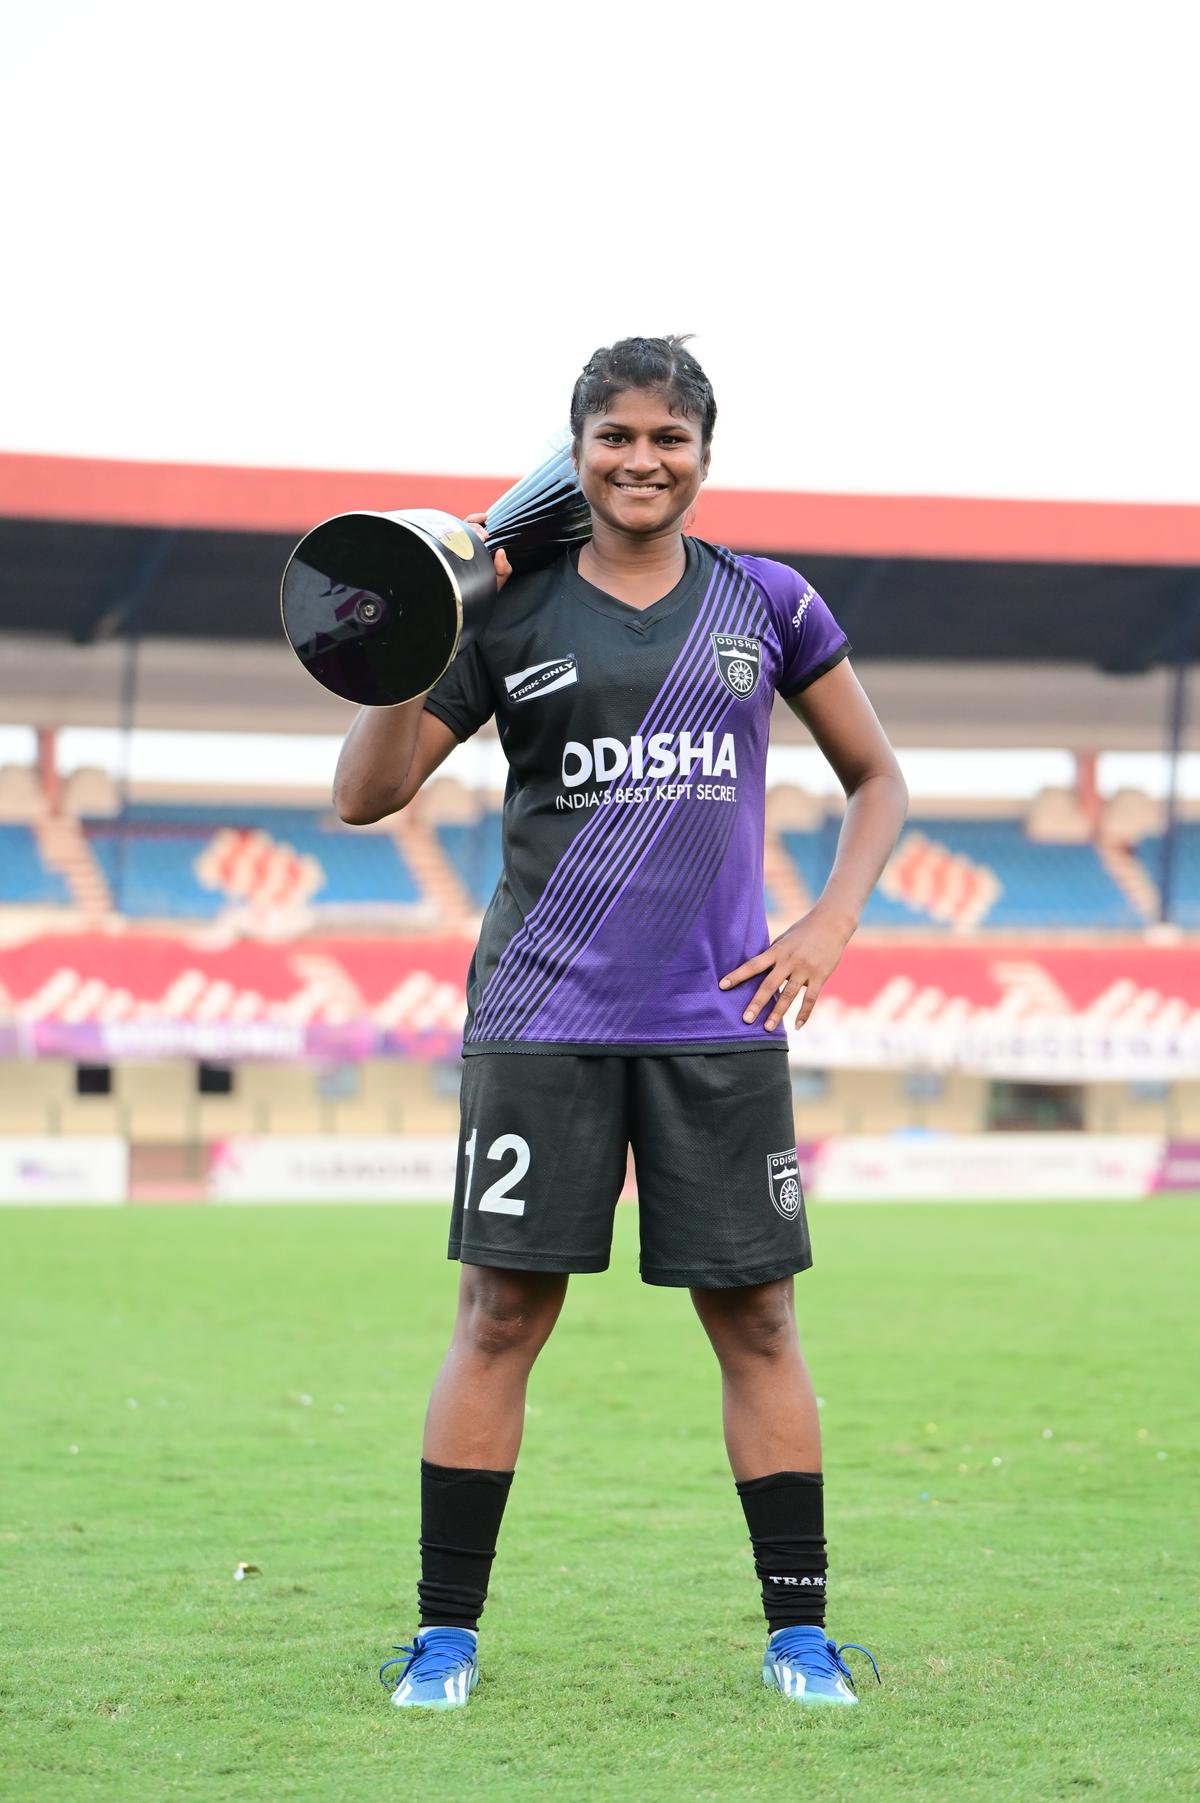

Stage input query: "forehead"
[{"left": 582, "top": 387, "right": 698, "bottom": 433}]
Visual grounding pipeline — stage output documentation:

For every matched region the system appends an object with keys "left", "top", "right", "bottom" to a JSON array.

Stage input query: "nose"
[{"left": 623, "top": 436, "right": 662, "bottom": 476}]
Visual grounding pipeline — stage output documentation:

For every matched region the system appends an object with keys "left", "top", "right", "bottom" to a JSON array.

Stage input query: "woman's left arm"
[{"left": 719, "top": 659, "right": 909, "bottom": 1033}]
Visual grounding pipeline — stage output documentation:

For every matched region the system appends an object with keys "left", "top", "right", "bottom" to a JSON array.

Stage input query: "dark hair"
[{"left": 569, "top": 334, "right": 717, "bottom": 448}]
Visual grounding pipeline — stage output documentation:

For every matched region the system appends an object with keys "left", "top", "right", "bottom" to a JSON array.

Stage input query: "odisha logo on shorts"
[
  {"left": 767, "top": 1150, "right": 803, "bottom": 1220},
  {"left": 711, "top": 634, "right": 762, "bottom": 699}
]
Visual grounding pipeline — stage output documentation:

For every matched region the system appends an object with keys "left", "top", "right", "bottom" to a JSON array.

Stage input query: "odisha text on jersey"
[{"left": 560, "top": 729, "right": 737, "bottom": 787}]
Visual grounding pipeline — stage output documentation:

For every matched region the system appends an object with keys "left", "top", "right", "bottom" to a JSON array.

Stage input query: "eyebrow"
[{"left": 594, "top": 418, "right": 696, "bottom": 433}]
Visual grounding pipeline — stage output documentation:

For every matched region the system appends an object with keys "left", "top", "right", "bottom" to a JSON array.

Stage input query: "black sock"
[
  {"left": 417, "top": 1459, "right": 514, "bottom": 1632},
  {"left": 735, "top": 1469, "right": 827, "bottom": 1632}
]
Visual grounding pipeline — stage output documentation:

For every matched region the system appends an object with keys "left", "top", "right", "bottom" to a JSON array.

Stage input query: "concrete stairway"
[
  {"left": 1095, "top": 835, "right": 1159, "bottom": 924},
  {"left": 34, "top": 813, "right": 112, "bottom": 915},
  {"left": 391, "top": 807, "right": 474, "bottom": 922}
]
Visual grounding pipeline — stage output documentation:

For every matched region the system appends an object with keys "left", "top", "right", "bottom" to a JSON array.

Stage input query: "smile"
[{"left": 614, "top": 483, "right": 666, "bottom": 492}]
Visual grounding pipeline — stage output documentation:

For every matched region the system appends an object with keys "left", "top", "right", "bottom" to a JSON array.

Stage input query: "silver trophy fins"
[{"left": 281, "top": 445, "right": 591, "bottom": 706}]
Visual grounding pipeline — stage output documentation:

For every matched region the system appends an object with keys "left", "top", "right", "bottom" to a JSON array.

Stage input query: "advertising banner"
[
  {"left": 811, "top": 1133, "right": 1165, "bottom": 1202},
  {"left": 0, "top": 1137, "right": 127, "bottom": 1204},
  {"left": 786, "top": 945, "right": 1200, "bottom": 1082},
  {"left": 208, "top": 1135, "right": 459, "bottom": 1203},
  {"left": 1154, "top": 1141, "right": 1200, "bottom": 1194},
  {"left": 3, "top": 934, "right": 1200, "bottom": 1078}
]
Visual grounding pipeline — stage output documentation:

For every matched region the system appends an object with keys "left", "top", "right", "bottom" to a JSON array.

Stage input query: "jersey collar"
[{"left": 565, "top": 537, "right": 704, "bottom": 634}]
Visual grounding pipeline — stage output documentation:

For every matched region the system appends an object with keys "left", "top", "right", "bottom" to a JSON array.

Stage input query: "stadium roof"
[{"left": 1, "top": 452, "right": 1199, "bottom": 674}]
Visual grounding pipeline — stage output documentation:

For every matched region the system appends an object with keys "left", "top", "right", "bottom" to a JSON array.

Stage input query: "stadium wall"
[
  {"left": 2, "top": 1125, "right": 1197, "bottom": 1205},
  {"left": 3, "top": 1058, "right": 1199, "bottom": 1145}
]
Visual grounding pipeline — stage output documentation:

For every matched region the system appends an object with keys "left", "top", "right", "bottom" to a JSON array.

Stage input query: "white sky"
[
  {"left": 2, "top": 726, "right": 1196, "bottom": 802},
  {"left": 3, "top": 1, "right": 1197, "bottom": 503}
]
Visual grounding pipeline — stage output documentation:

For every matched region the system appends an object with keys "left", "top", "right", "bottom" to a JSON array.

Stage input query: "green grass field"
[{"left": 1, "top": 1199, "right": 1196, "bottom": 1802}]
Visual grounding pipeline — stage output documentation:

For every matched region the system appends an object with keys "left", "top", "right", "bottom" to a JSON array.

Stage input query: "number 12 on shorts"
[{"left": 462, "top": 1127, "right": 530, "bottom": 1217}]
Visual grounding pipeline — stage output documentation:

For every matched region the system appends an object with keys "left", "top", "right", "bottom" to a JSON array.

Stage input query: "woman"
[{"left": 334, "top": 336, "right": 907, "bottom": 1710}]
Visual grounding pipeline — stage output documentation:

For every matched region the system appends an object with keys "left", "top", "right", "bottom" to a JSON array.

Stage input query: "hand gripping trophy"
[{"left": 280, "top": 448, "right": 590, "bottom": 705}]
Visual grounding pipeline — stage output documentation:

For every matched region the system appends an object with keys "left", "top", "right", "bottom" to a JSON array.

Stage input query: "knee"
[
  {"left": 455, "top": 1269, "right": 563, "bottom": 1362},
  {"left": 704, "top": 1291, "right": 798, "bottom": 1366}
]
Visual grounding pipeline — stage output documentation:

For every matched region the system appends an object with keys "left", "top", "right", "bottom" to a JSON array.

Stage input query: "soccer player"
[{"left": 335, "top": 336, "right": 907, "bottom": 1710}]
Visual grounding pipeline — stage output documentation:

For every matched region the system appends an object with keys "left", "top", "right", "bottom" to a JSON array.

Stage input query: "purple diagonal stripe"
[
  {"left": 468, "top": 552, "right": 747, "bottom": 1038},
  {"left": 475, "top": 566, "right": 765, "bottom": 1042},
  {"left": 533, "top": 750, "right": 742, "bottom": 1042},
  {"left": 472, "top": 558, "right": 767, "bottom": 1042},
  {"left": 513, "top": 622, "right": 762, "bottom": 1045},
  {"left": 470, "top": 558, "right": 754, "bottom": 1040},
  {"left": 521, "top": 616, "right": 763, "bottom": 1046}
]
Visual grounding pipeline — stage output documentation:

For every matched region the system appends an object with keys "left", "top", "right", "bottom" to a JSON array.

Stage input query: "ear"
[{"left": 701, "top": 442, "right": 712, "bottom": 481}]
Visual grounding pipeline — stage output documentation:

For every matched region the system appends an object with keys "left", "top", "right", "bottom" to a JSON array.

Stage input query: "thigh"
[
  {"left": 629, "top": 1049, "right": 811, "bottom": 1289},
  {"left": 449, "top": 1054, "right": 629, "bottom": 1274}
]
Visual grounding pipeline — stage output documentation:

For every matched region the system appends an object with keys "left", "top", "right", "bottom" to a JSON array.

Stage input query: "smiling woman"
[
  {"left": 570, "top": 338, "right": 715, "bottom": 610},
  {"left": 334, "top": 334, "right": 909, "bottom": 1713}
]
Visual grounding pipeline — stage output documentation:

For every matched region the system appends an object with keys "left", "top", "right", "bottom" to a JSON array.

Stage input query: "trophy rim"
[{"left": 280, "top": 510, "right": 466, "bottom": 706}]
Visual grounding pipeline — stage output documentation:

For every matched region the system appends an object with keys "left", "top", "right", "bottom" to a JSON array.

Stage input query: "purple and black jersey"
[{"left": 423, "top": 538, "right": 849, "bottom": 1055}]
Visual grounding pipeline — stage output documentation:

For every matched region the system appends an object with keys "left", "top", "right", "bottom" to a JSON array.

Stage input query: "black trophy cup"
[{"left": 281, "top": 446, "right": 591, "bottom": 707}]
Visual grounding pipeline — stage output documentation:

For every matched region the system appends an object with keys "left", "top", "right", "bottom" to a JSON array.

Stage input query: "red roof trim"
[{"left": 2, "top": 450, "right": 1198, "bottom": 566}]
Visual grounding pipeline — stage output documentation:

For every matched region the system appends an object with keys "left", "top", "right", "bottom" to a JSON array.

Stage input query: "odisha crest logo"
[
  {"left": 711, "top": 634, "right": 762, "bottom": 699},
  {"left": 767, "top": 1150, "right": 803, "bottom": 1220}
]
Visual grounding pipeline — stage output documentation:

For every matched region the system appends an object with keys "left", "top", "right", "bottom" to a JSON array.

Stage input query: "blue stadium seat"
[
  {"left": 1137, "top": 827, "right": 1200, "bottom": 928},
  {"left": 0, "top": 824, "right": 72, "bottom": 906},
  {"left": 89, "top": 832, "right": 221, "bottom": 918},
  {"left": 84, "top": 806, "right": 421, "bottom": 916},
  {"left": 437, "top": 814, "right": 504, "bottom": 908},
  {"left": 781, "top": 817, "right": 1142, "bottom": 929}
]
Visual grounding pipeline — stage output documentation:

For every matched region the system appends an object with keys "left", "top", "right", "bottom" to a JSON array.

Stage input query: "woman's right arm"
[
  {"left": 333, "top": 701, "right": 459, "bottom": 824},
  {"left": 334, "top": 516, "right": 509, "bottom": 825}
]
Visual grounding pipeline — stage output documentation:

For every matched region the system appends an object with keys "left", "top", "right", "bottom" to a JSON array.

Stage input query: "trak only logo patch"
[
  {"left": 767, "top": 1149, "right": 803, "bottom": 1220},
  {"left": 711, "top": 634, "right": 762, "bottom": 699},
  {"left": 504, "top": 654, "right": 579, "bottom": 705}
]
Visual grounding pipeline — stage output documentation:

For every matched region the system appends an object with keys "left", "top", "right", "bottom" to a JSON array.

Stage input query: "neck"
[{"left": 580, "top": 521, "right": 686, "bottom": 589}]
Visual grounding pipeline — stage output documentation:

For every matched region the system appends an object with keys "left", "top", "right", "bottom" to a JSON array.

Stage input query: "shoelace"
[
  {"left": 379, "top": 1633, "right": 474, "bottom": 1691},
  {"left": 770, "top": 1630, "right": 883, "bottom": 1690},
  {"left": 834, "top": 1641, "right": 882, "bottom": 1687}
]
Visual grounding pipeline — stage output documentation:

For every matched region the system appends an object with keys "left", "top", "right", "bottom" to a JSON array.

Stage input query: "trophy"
[{"left": 281, "top": 445, "right": 591, "bottom": 706}]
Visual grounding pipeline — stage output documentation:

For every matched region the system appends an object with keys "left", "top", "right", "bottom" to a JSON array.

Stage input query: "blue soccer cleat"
[
  {"left": 380, "top": 1628, "right": 479, "bottom": 1709},
  {"left": 763, "top": 1625, "right": 881, "bottom": 1705}
]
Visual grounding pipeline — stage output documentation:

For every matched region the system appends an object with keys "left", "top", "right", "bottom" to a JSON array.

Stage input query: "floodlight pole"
[
  {"left": 111, "top": 628, "right": 141, "bottom": 916},
  {"left": 1158, "top": 661, "right": 1189, "bottom": 925}
]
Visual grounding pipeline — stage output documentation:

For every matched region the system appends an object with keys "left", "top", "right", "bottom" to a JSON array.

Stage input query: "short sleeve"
[
  {"left": 739, "top": 555, "right": 851, "bottom": 699},
  {"left": 423, "top": 635, "right": 497, "bottom": 742}
]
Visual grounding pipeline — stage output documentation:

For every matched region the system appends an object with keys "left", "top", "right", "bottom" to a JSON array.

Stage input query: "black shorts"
[{"left": 447, "top": 1048, "right": 811, "bottom": 1289}]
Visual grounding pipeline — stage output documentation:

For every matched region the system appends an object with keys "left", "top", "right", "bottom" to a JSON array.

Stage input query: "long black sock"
[
  {"left": 735, "top": 1469, "right": 827, "bottom": 1631},
  {"left": 417, "top": 1459, "right": 514, "bottom": 1632}
]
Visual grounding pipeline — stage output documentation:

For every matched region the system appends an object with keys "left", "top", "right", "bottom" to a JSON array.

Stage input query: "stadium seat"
[
  {"left": 1136, "top": 826, "right": 1200, "bottom": 928},
  {"left": 0, "top": 823, "right": 72, "bottom": 906},
  {"left": 781, "top": 817, "right": 1143, "bottom": 929},
  {"left": 82, "top": 805, "right": 422, "bottom": 917},
  {"left": 436, "top": 813, "right": 504, "bottom": 909}
]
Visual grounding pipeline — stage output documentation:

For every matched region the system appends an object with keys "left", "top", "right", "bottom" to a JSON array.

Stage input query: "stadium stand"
[
  {"left": 435, "top": 812, "right": 504, "bottom": 911},
  {"left": 1137, "top": 825, "right": 1200, "bottom": 928},
  {"left": 2, "top": 758, "right": 1197, "bottom": 933},
  {"left": 0, "top": 823, "right": 72, "bottom": 907},
  {"left": 80, "top": 804, "right": 421, "bottom": 918},
  {"left": 781, "top": 815, "right": 1147, "bottom": 930},
  {"left": 4, "top": 800, "right": 1196, "bottom": 931}
]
